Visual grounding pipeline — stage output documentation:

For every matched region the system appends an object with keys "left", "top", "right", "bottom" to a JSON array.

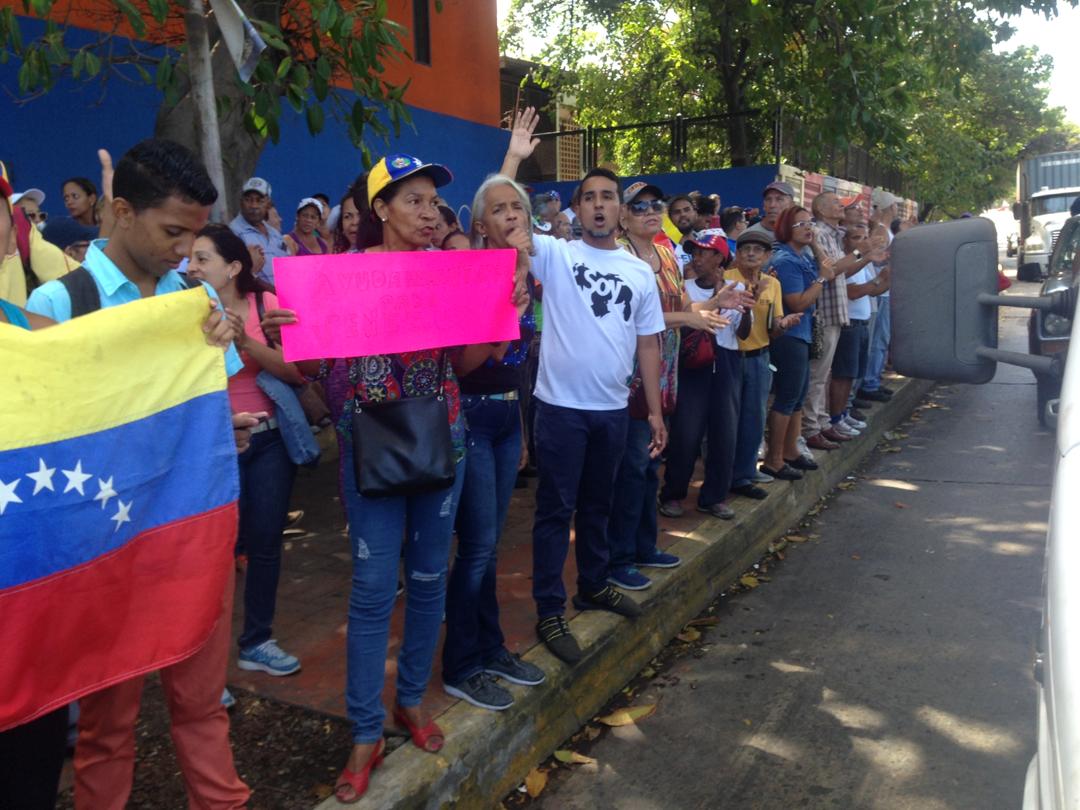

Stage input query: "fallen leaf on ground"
[
  {"left": 785, "top": 534, "right": 808, "bottom": 543},
  {"left": 524, "top": 768, "right": 547, "bottom": 797},
  {"left": 555, "top": 750, "right": 598, "bottom": 766},
  {"left": 894, "top": 501, "right": 909, "bottom": 509},
  {"left": 882, "top": 447, "right": 902, "bottom": 453},
  {"left": 757, "top": 575, "right": 772, "bottom": 582},
  {"left": 851, "top": 553, "right": 862, "bottom": 560},
  {"left": 312, "top": 784, "right": 333, "bottom": 800},
  {"left": 837, "top": 482, "right": 854, "bottom": 490},
  {"left": 740, "top": 575, "right": 760, "bottom": 588},
  {"left": 742, "top": 718, "right": 752, "bottom": 727},
  {"left": 583, "top": 725, "right": 602, "bottom": 740},
  {"left": 597, "top": 703, "right": 657, "bottom": 727},
  {"left": 677, "top": 627, "right": 702, "bottom": 643},
  {"left": 688, "top": 616, "right": 721, "bottom": 627},
  {"left": 641, "top": 666, "right": 657, "bottom": 678}
]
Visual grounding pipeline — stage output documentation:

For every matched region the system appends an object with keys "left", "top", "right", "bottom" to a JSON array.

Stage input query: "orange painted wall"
[
  {"left": 383, "top": 0, "right": 501, "bottom": 127},
  {"left": 0, "top": 0, "right": 500, "bottom": 127}
]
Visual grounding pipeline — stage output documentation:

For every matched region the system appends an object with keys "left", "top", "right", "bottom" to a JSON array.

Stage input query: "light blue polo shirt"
[
  {"left": 27, "top": 239, "right": 243, "bottom": 376},
  {"left": 229, "top": 214, "right": 288, "bottom": 286}
]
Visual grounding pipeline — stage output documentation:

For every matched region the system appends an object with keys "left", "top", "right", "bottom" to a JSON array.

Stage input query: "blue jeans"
[
  {"left": 532, "top": 400, "right": 628, "bottom": 618},
  {"left": 660, "top": 348, "right": 742, "bottom": 507},
  {"left": 862, "top": 297, "right": 891, "bottom": 392},
  {"left": 442, "top": 396, "right": 521, "bottom": 685},
  {"left": 732, "top": 351, "right": 772, "bottom": 488},
  {"left": 237, "top": 428, "right": 297, "bottom": 649},
  {"left": 606, "top": 418, "right": 661, "bottom": 571},
  {"left": 340, "top": 442, "right": 465, "bottom": 743}
]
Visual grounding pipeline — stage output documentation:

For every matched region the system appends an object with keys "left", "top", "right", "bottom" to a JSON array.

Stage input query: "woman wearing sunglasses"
[
  {"left": 606, "top": 182, "right": 740, "bottom": 591},
  {"left": 760, "top": 205, "right": 835, "bottom": 480}
]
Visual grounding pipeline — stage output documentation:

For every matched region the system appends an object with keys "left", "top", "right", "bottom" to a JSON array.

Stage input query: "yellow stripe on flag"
[{"left": 1, "top": 288, "right": 227, "bottom": 452}]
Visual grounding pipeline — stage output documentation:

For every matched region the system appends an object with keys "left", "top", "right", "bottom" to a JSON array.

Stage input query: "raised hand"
[{"left": 500, "top": 106, "right": 541, "bottom": 178}]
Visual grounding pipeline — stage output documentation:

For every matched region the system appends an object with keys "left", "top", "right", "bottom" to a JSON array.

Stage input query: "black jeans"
[
  {"left": 0, "top": 707, "right": 67, "bottom": 809},
  {"left": 660, "top": 348, "right": 742, "bottom": 508}
]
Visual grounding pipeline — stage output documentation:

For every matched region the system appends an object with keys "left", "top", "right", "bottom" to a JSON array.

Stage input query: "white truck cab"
[{"left": 1025, "top": 187, "right": 1080, "bottom": 277}]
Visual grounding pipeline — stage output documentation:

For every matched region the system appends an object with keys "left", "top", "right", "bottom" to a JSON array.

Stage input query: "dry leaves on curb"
[
  {"left": 785, "top": 533, "right": 809, "bottom": 543},
  {"left": 676, "top": 627, "right": 701, "bottom": 643},
  {"left": 687, "top": 616, "right": 720, "bottom": 628},
  {"left": 554, "top": 750, "right": 598, "bottom": 766},
  {"left": 894, "top": 501, "right": 909, "bottom": 509},
  {"left": 524, "top": 768, "right": 548, "bottom": 797},
  {"left": 596, "top": 703, "right": 657, "bottom": 727},
  {"left": 739, "top": 575, "right": 760, "bottom": 589}
]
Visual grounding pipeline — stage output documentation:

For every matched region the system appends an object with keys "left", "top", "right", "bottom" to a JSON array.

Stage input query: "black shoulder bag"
[{"left": 351, "top": 352, "right": 456, "bottom": 498}]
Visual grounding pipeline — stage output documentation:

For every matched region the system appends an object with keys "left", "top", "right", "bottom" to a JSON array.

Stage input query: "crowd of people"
[{"left": 1, "top": 107, "right": 910, "bottom": 807}]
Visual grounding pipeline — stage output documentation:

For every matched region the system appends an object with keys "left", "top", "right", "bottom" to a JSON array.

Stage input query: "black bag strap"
[{"left": 59, "top": 267, "right": 102, "bottom": 318}]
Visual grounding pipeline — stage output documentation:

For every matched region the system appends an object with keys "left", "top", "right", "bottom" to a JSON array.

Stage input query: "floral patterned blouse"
[{"left": 327, "top": 350, "right": 466, "bottom": 463}]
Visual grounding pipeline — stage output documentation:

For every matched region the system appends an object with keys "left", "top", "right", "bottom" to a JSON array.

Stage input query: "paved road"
[{"left": 534, "top": 280, "right": 1054, "bottom": 810}]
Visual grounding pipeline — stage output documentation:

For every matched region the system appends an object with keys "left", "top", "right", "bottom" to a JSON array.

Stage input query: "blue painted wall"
[
  {"left": 529, "top": 165, "right": 781, "bottom": 211},
  {"left": 1, "top": 18, "right": 507, "bottom": 220}
]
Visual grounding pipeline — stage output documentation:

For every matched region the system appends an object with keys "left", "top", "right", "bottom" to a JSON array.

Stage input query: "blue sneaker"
[
  {"left": 607, "top": 566, "right": 652, "bottom": 590},
  {"left": 238, "top": 639, "right": 301, "bottom": 676},
  {"left": 637, "top": 550, "right": 681, "bottom": 569},
  {"left": 221, "top": 687, "right": 236, "bottom": 710}
]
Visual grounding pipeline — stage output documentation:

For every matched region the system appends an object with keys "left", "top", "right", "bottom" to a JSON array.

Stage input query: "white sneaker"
[
  {"left": 757, "top": 440, "right": 767, "bottom": 461},
  {"left": 796, "top": 435, "right": 816, "bottom": 463},
  {"left": 832, "top": 421, "right": 860, "bottom": 438},
  {"left": 845, "top": 414, "right": 868, "bottom": 430}
]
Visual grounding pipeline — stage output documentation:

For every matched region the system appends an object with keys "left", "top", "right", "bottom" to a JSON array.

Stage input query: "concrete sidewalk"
[{"left": 223, "top": 375, "right": 932, "bottom": 809}]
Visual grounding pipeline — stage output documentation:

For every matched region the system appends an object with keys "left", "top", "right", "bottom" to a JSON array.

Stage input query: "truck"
[
  {"left": 891, "top": 218, "right": 1077, "bottom": 809},
  {"left": 1014, "top": 150, "right": 1080, "bottom": 282}
]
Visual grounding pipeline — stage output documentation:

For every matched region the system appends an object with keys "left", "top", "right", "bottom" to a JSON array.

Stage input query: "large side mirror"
[
  {"left": 891, "top": 217, "right": 998, "bottom": 384},
  {"left": 1012, "top": 202, "right": 1022, "bottom": 221}
]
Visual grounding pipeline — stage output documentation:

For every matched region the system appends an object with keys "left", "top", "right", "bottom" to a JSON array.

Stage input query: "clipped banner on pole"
[{"left": 207, "top": 0, "right": 266, "bottom": 83}]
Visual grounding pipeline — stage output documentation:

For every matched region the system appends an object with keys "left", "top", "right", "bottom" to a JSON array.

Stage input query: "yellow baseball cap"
[{"left": 367, "top": 153, "right": 452, "bottom": 205}]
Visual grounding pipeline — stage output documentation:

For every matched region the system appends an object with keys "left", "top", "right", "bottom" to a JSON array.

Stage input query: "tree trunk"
[{"left": 155, "top": 0, "right": 278, "bottom": 218}]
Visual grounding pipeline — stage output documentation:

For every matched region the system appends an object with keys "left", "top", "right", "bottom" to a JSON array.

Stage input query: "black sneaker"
[
  {"left": 483, "top": 649, "right": 546, "bottom": 686},
  {"left": 537, "top": 616, "right": 582, "bottom": 664},
  {"left": 731, "top": 483, "right": 768, "bottom": 500},
  {"left": 572, "top": 586, "right": 642, "bottom": 618},
  {"left": 444, "top": 672, "right": 514, "bottom": 711},
  {"left": 857, "top": 388, "right": 891, "bottom": 402}
]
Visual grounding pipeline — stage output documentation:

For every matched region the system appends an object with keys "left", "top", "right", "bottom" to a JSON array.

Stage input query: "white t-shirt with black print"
[{"left": 530, "top": 235, "right": 666, "bottom": 411}]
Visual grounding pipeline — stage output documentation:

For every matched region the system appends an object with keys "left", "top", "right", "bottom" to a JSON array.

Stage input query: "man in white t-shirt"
[
  {"left": 828, "top": 221, "right": 890, "bottom": 433},
  {"left": 530, "top": 168, "right": 667, "bottom": 664}
]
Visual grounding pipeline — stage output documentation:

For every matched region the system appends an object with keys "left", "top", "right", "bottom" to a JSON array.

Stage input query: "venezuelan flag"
[{"left": 0, "top": 289, "right": 239, "bottom": 731}]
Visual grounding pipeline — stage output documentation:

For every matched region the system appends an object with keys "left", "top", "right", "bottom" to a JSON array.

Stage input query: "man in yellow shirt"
[
  {"left": 0, "top": 214, "right": 78, "bottom": 306},
  {"left": 726, "top": 226, "right": 803, "bottom": 500}
]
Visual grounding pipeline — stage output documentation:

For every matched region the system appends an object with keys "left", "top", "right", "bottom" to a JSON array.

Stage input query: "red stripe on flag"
[{"left": 0, "top": 502, "right": 238, "bottom": 732}]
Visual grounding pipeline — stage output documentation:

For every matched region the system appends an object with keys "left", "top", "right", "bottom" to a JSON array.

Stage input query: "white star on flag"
[
  {"left": 0, "top": 478, "right": 22, "bottom": 515},
  {"left": 27, "top": 458, "right": 56, "bottom": 495},
  {"left": 93, "top": 477, "right": 118, "bottom": 510},
  {"left": 62, "top": 461, "right": 92, "bottom": 496},
  {"left": 111, "top": 500, "right": 133, "bottom": 532}
]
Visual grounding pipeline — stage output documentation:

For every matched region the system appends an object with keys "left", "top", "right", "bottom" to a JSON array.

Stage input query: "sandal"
[
  {"left": 334, "top": 739, "right": 385, "bottom": 804},
  {"left": 393, "top": 704, "right": 445, "bottom": 752}
]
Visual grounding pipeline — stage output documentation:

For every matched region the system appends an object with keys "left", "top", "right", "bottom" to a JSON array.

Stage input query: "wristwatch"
[
  {"left": 813, "top": 277, "right": 827, "bottom": 286},
  {"left": 852, "top": 249, "right": 863, "bottom": 260}
]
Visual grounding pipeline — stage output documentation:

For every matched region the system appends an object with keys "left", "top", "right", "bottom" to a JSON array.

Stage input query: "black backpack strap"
[{"left": 58, "top": 267, "right": 102, "bottom": 318}]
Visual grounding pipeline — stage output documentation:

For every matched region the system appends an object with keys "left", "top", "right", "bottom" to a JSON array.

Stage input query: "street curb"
[{"left": 314, "top": 376, "right": 935, "bottom": 810}]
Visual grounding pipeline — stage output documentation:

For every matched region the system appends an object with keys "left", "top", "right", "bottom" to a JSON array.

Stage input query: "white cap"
[
  {"left": 11, "top": 188, "right": 45, "bottom": 206},
  {"left": 296, "top": 197, "right": 326, "bottom": 216},
  {"left": 872, "top": 189, "right": 899, "bottom": 209},
  {"left": 242, "top": 177, "right": 272, "bottom": 197}
]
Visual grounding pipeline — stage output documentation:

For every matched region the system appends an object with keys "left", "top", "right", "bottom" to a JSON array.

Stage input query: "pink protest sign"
[{"left": 272, "top": 249, "right": 520, "bottom": 361}]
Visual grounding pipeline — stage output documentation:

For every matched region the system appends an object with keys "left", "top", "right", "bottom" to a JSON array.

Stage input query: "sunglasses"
[
  {"left": 628, "top": 199, "right": 665, "bottom": 215},
  {"left": 792, "top": 220, "right": 814, "bottom": 230},
  {"left": 22, "top": 210, "right": 47, "bottom": 222}
]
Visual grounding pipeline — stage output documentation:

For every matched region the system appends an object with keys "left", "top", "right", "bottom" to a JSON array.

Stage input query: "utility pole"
[{"left": 185, "top": 0, "right": 228, "bottom": 222}]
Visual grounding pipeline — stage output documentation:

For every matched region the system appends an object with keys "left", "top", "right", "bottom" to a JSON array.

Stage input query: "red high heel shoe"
[
  {"left": 393, "top": 705, "right": 444, "bottom": 752},
  {"left": 334, "top": 739, "right": 385, "bottom": 804}
]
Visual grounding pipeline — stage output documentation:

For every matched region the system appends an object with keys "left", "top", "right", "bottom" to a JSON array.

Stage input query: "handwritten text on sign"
[{"left": 273, "top": 249, "right": 520, "bottom": 361}]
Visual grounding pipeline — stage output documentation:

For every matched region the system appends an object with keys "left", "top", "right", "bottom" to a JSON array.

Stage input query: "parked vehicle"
[
  {"left": 1028, "top": 215, "right": 1080, "bottom": 425},
  {"left": 1014, "top": 151, "right": 1080, "bottom": 282},
  {"left": 890, "top": 218, "right": 1077, "bottom": 810},
  {"left": 1008, "top": 232, "right": 1018, "bottom": 257}
]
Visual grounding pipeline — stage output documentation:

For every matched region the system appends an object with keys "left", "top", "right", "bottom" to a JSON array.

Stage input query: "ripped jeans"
[{"left": 340, "top": 442, "right": 466, "bottom": 743}]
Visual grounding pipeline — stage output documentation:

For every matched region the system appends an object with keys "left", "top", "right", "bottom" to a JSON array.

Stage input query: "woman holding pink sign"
[{"left": 322, "top": 153, "right": 526, "bottom": 804}]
